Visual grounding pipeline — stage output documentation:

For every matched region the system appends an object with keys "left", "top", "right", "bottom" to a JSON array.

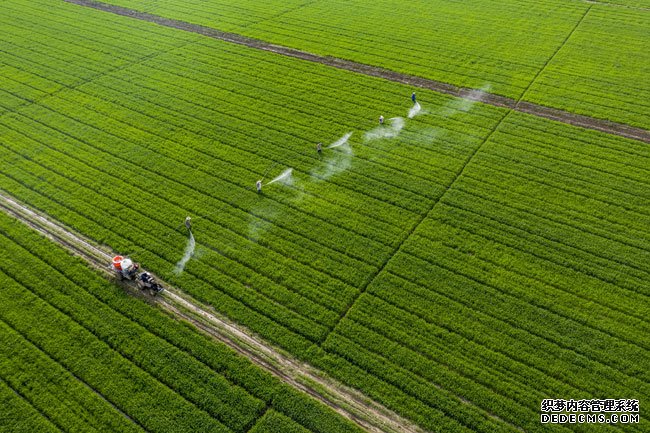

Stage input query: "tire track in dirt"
[
  {"left": 0, "top": 192, "right": 427, "bottom": 433},
  {"left": 63, "top": 0, "right": 650, "bottom": 144}
]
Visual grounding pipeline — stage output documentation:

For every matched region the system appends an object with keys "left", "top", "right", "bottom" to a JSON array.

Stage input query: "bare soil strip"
[
  {"left": 64, "top": 0, "right": 650, "bottom": 144},
  {"left": 0, "top": 192, "right": 427, "bottom": 433}
]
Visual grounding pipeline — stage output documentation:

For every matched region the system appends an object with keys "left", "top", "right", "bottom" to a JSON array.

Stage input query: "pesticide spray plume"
[
  {"left": 260, "top": 162, "right": 278, "bottom": 184},
  {"left": 265, "top": 168, "right": 293, "bottom": 186},
  {"left": 312, "top": 133, "right": 354, "bottom": 181},
  {"left": 327, "top": 132, "right": 353, "bottom": 149},
  {"left": 408, "top": 102, "right": 424, "bottom": 119},
  {"left": 442, "top": 83, "right": 493, "bottom": 115},
  {"left": 364, "top": 117, "right": 405, "bottom": 142},
  {"left": 173, "top": 231, "right": 196, "bottom": 275},
  {"left": 459, "top": 85, "right": 492, "bottom": 104}
]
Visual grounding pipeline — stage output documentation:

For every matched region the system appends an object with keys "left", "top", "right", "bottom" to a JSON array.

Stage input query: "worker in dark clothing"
[
  {"left": 316, "top": 142, "right": 322, "bottom": 155},
  {"left": 185, "top": 216, "right": 192, "bottom": 230},
  {"left": 379, "top": 115, "right": 384, "bottom": 125},
  {"left": 411, "top": 92, "right": 416, "bottom": 103},
  {"left": 256, "top": 180, "right": 262, "bottom": 193}
]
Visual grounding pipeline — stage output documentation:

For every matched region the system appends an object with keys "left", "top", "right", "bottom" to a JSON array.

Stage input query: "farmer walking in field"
[
  {"left": 256, "top": 180, "right": 262, "bottom": 193},
  {"left": 316, "top": 142, "right": 322, "bottom": 155},
  {"left": 185, "top": 216, "right": 192, "bottom": 230},
  {"left": 379, "top": 115, "right": 384, "bottom": 125},
  {"left": 411, "top": 92, "right": 416, "bottom": 103}
]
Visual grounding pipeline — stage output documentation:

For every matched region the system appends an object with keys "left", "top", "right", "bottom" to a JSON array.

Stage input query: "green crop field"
[
  {"left": 95, "top": 0, "right": 650, "bottom": 129},
  {"left": 1, "top": 0, "right": 648, "bottom": 432},
  {"left": 0, "top": 211, "right": 364, "bottom": 433}
]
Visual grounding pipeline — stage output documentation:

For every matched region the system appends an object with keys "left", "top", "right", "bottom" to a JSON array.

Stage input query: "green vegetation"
[
  {"left": 97, "top": 0, "right": 650, "bottom": 128},
  {"left": 0, "top": 377, "right": 59, "bottom": 433},
  {"left": 324, "top": 111, "right": 650, "bottom": 432},
  {"left": 249, "top": 410, "right": 311, "bottom": 433},
  {"left": 99, "top": 0, "right": 587, "bottom": 98},
  {"left": 0, "top": 0, "right": 506, "bottom": 355},
  {"left": 0, "top": 212, "right": 364, "bottom": 433},
  {"left": 525, "top": 5, "right": 650, "bottom": 129},
  {"left": 592, "top": 0, "right": 650, "bottom": 6},
  {"left": 1, "top": 0, "right": 648, "bottom": 432}
]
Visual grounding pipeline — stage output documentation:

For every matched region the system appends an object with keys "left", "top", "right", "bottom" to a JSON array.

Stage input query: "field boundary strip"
[
  {"left": 63, "top": 0, "right": 650, "bottom": 144},
  {"left": 517, "top": 6, "right": 592, "bottom": 103},
  {"left": 0, "top": 191, "right": 429, "bottom": 433}
]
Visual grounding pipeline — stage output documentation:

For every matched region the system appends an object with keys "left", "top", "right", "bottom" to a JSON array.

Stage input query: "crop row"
[
  {"left": 0, "top": 271, "right": 233, "bottom": 433},
  {"left": 96, "top": 0, "right": 588, "bottom": 98},
  {"left": 0, "top": 125, "right": 367, "bottom": 346},
  {"left": 461, "top": 162, "right": 650, "bottom": 254},
  {"left": 493, "top": 122, "right": 650, "bottom": 205},
  {"left": 249, "top": 410, "right": 311, "bottom": 433},
  {"left": 3, "top": 2, "right": 646, "bottom": 433},
  {"left": 424, "top": 204, "right": 648, "bottom": 324},
  {"left": 465, "top": 119, "right": 650, "bottom": 289},
  {"left": 309, "top": 120, "right": 648, "bottom": 431},
  {"left": 0, "top": 211, "right": 364, "bottom": 433},
  {"left": 337, "top": 282, "right": 644, "bottom": 433},
  {"left": 0, "top": 143, "right": 333, "bottom": 345},
  {"left": 0, "top": 4, "right": 506, "bottom": 240},
  {"left": 2, "top": 17, "right": 422, "bottom": 236},
  {"left": 69, "top": 71, "right": 431, "bottom": 223},
  {"left": 525, "top": 5, "right": 650, "bottom": 129},
  {"left": 370, "top": 266, "right": 647, "bottom": 402},
  {"left": 0, "top": 0, "right": 508, "bottom": 346},
  {"left": 333, "top": 117, "right": 650, "bottom": 430},
  {"left": 93, "top": 0, "right": 650, "bottom": 129},
  {"left": 20, "top": 44, "right": 460, "bottom": 215},
  {"left": 0, "top": 1, "right": 194, "bottom": 88},
  {"left": 0, "top": 110, "right": 362, "bottom": 312},
  {"left": 359, "top": 272, "right": 649, "bottom": 433},
  {"left": 2, "top": 0, "right": 501, "bottom": 198},
  {"left": 393, "top": 223, "right": 649, "bottom": 381},
  {"left": 4, "top": 0, "right": 196, "bottom": 56},
  {"left": 0, "top": 227, "right": 264, "bottom": 432},
  {"left": 0, "top": 165, "right": 320, "bottom": 355},
  {"left": 388, "top": 238, "right": 648, "bottom": 384},
  {"left": 366, "top": 272, "right": 648, "bottom": 430},
  {"left": 0, "top": 320, "right": 145, "bottom": 433},
  {"left": 348, "top": 294, "right": 582, "bottom": 412},
  {"left": 449, "top": 176, "right": 650, "bottom": 292},
  {"left": 0, "top": 99, "right": 375, "bottom": 317},
  {"left": 0, "top": 375, "right": 59, "bottom": 433},
  {"left": 1, "top": 21, "right": 410, "bottom": 286},
  {"left": 141, "top": 42, "right": 501, "bottom": 165},
  {"left": 2, "top": 0, "right": 511, "bottom": 155}
]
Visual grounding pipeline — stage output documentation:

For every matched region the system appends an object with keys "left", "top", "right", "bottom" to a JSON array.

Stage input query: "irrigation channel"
[
  {"left": 0, "top": 192, "right": 428, "bottom": 433},
  {"left": 65, "top": 0, "right": 650, "bottom": 145}
]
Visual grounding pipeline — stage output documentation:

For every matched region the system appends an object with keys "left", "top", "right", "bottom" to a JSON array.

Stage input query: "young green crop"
[
  {"left": 1, "top": 0, "right": 648, "bottom": 432},
  {"left": 0, "top": 378, "right": 59, "bottom": 433},
  {"left": 0, "top": 212, "right": 365, "bottom": 433},
  {"left": 87, "top": 0, "right": 650, "bottom": 129},
  {"left": 524, "top": 6, "right": 650, "bottom": 129}
]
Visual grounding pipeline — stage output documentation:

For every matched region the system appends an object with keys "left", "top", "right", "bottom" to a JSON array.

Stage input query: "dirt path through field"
[
  {"left": 0, "top": 192, "right": 428, "bottom": 433},
  {"left": 63, "top": 0, "right": 650, "bottom": 144}
]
